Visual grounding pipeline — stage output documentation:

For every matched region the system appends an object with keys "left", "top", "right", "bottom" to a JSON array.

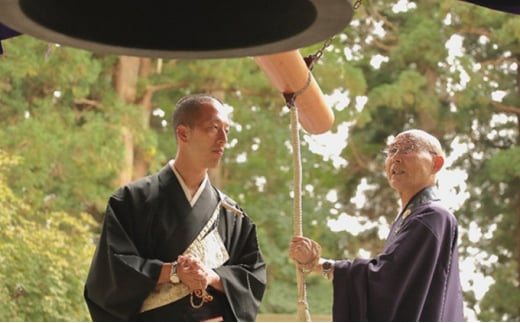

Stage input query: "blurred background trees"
[{"left": 0, "top": 0, "right": 518, "bottom": 320}]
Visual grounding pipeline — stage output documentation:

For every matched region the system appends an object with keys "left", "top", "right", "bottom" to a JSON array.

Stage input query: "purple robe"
[
  {"left": 332, "top": 186, "right": 464, "bottom": 321},
  {"left": 459, "top": 0, "right": 520, "bottom": 14}
]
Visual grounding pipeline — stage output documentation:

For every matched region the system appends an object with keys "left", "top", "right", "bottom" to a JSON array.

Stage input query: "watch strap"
[{"left": 169, "top": 261, "right": 180, "bottom": 284}]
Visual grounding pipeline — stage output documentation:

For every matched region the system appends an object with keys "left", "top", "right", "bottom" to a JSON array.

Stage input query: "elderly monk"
[{"left": 289, "top": 129, "right": 464, "bottom": 321}]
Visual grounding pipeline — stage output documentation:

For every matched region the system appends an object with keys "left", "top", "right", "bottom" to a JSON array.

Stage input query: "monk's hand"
[
  {"left": 177, "top": 255, "right": 209, "bottom": 290},
  {"left": 177, "top": 255, "right": 216, "bottom": 307},
  {"left": 289, "top": 236, "right": 322, "bottom": 273}
]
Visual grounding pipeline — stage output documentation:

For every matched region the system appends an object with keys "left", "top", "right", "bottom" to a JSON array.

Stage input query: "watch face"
[
  {"left": 170, "top": 262, "right": 180, "bottom": 284},
  {"left": 170, "top": 275, "right": 180, "bottom": 284},
  {"left": 323, "top": 261, "right": 333, "bottom": 270},
  {"left": 322, "top": 260, "right": 334, "bottom": 279}
]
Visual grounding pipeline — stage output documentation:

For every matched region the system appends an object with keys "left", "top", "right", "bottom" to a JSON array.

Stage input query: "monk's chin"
[{"left": 207, "top": 160, "right": 221, "bottom": 169}]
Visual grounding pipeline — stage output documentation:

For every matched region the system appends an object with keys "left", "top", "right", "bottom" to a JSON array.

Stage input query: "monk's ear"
[
  {"left": 177, "top": 125, "right": 190, "bottom": 142},
  {"left": 432, "top": 155, "right": 444, "bottom": 173}
]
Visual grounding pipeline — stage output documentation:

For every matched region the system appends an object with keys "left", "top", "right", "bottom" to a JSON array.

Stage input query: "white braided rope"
[{"left": 290, "top": 105, "right": 312, "bottom": 322}]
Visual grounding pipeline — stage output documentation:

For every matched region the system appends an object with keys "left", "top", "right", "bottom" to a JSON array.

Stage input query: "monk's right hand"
[{"left": 288, "top": 236, "right": 322, "bottom": 267}]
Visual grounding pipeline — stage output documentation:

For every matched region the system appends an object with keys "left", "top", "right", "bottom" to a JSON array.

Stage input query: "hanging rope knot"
[
  {"left": 283, "top": 92, "right": 296, "bottom": 109},
  {"left": 283, "top": 69, "right": 312, "bottom": 110}
]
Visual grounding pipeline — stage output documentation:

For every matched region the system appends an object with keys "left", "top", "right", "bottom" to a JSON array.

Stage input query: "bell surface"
[{"left": 0, "top": 0, "right": 354, "bottom": 59}]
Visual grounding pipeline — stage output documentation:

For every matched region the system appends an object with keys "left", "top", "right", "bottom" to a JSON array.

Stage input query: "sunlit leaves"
[{"left": 0, "top": 150, "right": 96, "bottom": 321}]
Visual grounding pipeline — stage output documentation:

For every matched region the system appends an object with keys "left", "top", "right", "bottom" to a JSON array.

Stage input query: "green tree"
[
  {"left": 0, "top": 36, "right": 129, "bottom": 220},
  {"left": 0, "top": 149, "right": 97, "bottom": 321}
]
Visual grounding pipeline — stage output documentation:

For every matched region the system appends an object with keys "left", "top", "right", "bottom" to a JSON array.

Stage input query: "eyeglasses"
[{"left": 382, "top": 143, "right": 437, "bottom": 158}]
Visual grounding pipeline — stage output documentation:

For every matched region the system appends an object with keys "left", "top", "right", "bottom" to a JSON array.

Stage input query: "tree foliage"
[{"left": 0, "top": 150, "right": 96, "bottom": 321}]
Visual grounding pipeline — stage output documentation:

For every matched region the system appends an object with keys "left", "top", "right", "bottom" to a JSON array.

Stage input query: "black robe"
[
  {"left": 332, "top": 186, "right": 464, "bottom": 321},
  {"left": 84, "top": 164, "right": 267, "bottom": 321},
  {"left": 0, "top": 23, "right": 20, "bottom": 54}
]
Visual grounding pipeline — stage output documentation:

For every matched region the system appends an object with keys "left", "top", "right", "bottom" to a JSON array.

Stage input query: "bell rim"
[{"left": 0, "top": 0, "right": 354, "bottom": 58}]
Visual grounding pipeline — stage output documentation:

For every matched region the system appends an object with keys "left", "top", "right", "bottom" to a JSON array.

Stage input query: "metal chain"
[
  {"left": 286, "top": 0, "right": 364, "bottom": 105},
  {"left": 304, "top": 0, "right": 364, "bottom": 70},
  {"left": 304, "top": 37, "right": 334, "bottom": 71}
]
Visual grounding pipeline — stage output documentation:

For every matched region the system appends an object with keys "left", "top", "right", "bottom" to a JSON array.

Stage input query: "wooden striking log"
[{"left": 254, "top": 50, "right": 334, "bottom": 134}]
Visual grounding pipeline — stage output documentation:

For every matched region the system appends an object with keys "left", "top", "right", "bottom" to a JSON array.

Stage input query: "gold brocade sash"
[{"left": 140, "top": 202, "right": 230, "bottom": 313}]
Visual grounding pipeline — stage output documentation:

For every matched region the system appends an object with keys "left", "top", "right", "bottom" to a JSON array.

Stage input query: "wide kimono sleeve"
[
  {"left": 213, "top": 203, "right": 267, "bottom": 322},
  {"left": 332, "top": 205, "right": 462, "bottom": 321},
  {"left": 84, "top": 185, "right": 163, "bottom": 321},
  {"left": 0, "top": 23, "right": 20, "bottom": 54}
]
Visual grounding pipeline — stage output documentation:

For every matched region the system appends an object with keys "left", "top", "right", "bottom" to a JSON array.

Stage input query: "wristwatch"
[
  {"left": 169, "top": 261, "right": 180, "bottom": 284},
  {"left": 322, "top": 259, "right": 335, "bottom": 279}
]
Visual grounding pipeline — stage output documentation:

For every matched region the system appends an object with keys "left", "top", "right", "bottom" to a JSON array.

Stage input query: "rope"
[
  {"left": 284, "top": 40, "right": 319, "bottom": 323},
  {"left": 282, "top": 3, "right": 363, "bottom": 320},
  {"left": 289, "top": 102, "right": 312, "bottom": 322}
]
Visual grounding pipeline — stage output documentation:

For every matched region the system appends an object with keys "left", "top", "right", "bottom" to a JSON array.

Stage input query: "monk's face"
[
  {"left": 187, "top": 101, "right": 230, "bottom": 169},
  {"left": 384, "top": 133, "right": 438, "bottom": 197}
]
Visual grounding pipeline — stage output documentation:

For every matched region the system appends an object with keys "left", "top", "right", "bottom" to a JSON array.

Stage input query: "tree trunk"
[
  {"left": 133, "top": 58, "right": 154, "bottom": 179},
  {"left": 113, "top": 56, "right": 155, "bottom": 184}
]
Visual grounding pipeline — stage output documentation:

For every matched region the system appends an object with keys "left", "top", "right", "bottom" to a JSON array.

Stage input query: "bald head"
[
  {"left": 172, "top": 93, "right": 224, "bottom": 141},
  {"left": 396, "top": 129, "right": 444, "bottom": 159}
]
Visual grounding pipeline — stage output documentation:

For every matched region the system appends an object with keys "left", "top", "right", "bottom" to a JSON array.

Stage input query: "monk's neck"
[
  {"left": 398, "top": 185, "right": 435, "bottom": 210},
  {"left": 173, "top": 159, "right": 207, "bottom": 191}
]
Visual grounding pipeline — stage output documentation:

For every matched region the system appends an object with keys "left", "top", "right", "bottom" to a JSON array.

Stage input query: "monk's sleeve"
[
  {"left": 84, "top": 192, "right": 162, "bottom": 321},
  {"left": 214, "top": 211, "right": 267, "bottom": 322},
  {"left": 0, "top": 23, "right": 20, "bottom": 54},
  {"left": 332, "top": 210, "right": 450, "bottom": 321}
]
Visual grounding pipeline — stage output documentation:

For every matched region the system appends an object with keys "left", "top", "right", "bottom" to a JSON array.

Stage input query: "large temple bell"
[{"left": 0, "top": 0, "right": 354, "bottom": 59}]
